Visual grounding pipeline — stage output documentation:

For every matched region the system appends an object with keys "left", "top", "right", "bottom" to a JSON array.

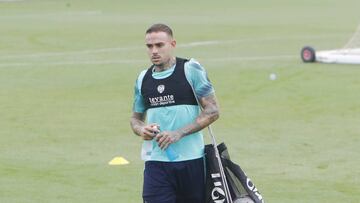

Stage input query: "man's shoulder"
[
  {"left": 185, "top": 58, "right": 204, "bottom": 71},
  {"left": 137, "top": 69, "right": 148, "bottom": 80},
  {"left": 135, "top": 69, "right": 149, "bottom": 89},
  {"left": 184, "top": 58, "right": 206, "bottom": 79}
]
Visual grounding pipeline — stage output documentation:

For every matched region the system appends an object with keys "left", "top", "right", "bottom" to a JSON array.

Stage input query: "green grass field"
[{"left": 1, "top": 0, "right": 360, "bottom": 202}]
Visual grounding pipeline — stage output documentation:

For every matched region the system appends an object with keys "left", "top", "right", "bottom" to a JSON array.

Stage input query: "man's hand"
[
  {"left": 139, "top": 123, "right": 160, "bottom": 140},
  {"left": 152, "top": 93, "right": 219, "bottom": 150},
  {"left": 130, "top": 112, "right": 160, "bottom": 140},
  {"left": 155, "top": 130, "right": 183, "bottom": 150}
]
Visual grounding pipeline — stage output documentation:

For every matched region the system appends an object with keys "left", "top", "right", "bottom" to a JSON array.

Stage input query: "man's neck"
[{"left": 154, "top": 57, "right": 176, "bottom": 72}]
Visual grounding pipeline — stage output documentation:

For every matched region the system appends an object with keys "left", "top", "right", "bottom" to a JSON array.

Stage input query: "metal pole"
[{"left": 208, "top": 125, "right": 233, "bottom": 203}]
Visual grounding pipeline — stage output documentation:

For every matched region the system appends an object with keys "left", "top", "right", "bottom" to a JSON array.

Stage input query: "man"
[{"left": 130, "top": 23, "right": 220, "bottom": 203}]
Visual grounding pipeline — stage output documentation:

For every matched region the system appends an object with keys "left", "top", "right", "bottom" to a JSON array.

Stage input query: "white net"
[
  {"left": 302, "top": 24, "right": 360, "bottom": 64},
  {"left": 343, "top": 24, "right": 360, "bottom": 49}
]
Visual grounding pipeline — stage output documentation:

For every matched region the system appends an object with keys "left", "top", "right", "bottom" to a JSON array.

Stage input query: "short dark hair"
[{"left": 146, "top": 23, "right": 173, "bottom": 37}]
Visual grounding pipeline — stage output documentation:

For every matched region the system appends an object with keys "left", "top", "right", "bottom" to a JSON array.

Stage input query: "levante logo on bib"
[
  {"left": 148, "top": 85, "right": 175, "bottom": 107},
  {"left": 157, "top": 85, "right": 165, "bottom": 94},
  {"left": 148, "top": 95, "right": 175, "bottom": 107}
]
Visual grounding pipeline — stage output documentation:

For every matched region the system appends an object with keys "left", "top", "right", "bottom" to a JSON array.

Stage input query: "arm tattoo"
[
  {"left": 197, "top": 94, "right": 220, "bottom": 126},
  {"left": 177, "top": 94, "right": 219, "bottom": 137},
  {"left": 130, "top": 112, "right": 146, "bottom": 136}
]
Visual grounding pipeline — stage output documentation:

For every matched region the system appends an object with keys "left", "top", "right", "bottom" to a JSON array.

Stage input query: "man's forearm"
[
  {"left": 176, "top": 94, "right": 219, "bottom": 137},
  {"left": 130, "top": 113, "right": 146, "bottom": 136}
]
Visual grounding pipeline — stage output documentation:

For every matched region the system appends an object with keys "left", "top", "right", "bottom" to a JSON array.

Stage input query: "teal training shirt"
[{"left": 133, "top": 58, "right": 215, "bottom": 162}]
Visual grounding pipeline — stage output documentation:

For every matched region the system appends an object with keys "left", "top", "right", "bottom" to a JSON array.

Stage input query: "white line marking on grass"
[
  {"left": 0, "top": 10, "right": 103, "bottom": 17},
  {"left": 0, "top": 46, "right": 144, "bottom": 59},
  {"left": 0, "top": 40, "right": 225, "bottom": 59},
  {"left": 0, "top": 59, "right": 147, "bottom": 67},
  {"left": 206, "top": 55, "right": 297, "bottom": 62},
  {"left": 0, "top": 41, "right": 223, "bottom": 59},
  {"left": 0, "top": 34, "right": 344, "bottom": 60},
  {"left": 178, "top": 41, "right": 221, "bottom": 47},
  {"left": 0, "top": 0, "right": 23, "bottom": 2},
  {"left": 0, "top": 55, "right": 297, "bottom": 67}
]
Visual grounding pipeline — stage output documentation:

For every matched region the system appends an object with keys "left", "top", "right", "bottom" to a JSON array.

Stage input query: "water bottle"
[
  {"left": 152, "top": 126, "right": 179, "bottom": 161},
  {"left": 141, "top": 140, "right": 152, "bottom": 161},
  {"left": 165, "top": 145, "right": 179, "bottom": 161}
]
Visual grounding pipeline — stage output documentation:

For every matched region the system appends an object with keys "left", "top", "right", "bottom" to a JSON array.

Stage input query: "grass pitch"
[{"left": 1, "top": 0, "right": 360, "bottom": 202}]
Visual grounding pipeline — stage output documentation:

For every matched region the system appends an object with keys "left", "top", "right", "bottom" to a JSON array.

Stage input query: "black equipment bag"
[{"left": 205, "top": 143, "right": 264, "bottom": 203}]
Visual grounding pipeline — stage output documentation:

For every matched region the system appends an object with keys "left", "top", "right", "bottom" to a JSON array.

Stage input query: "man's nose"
[{"left": 150, "top": 46, "right": 158, "bottom": 54}]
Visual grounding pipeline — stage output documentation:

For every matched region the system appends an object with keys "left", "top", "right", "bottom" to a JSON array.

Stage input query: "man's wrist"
[
  {"left": 176, "top": 122, "right": 203, "bottom": 138},
  {"left": 176, "top": 129, "right": 187, "bottom": 138},
  {"left": 134, "top": 125, "right": 143, "bottom": 137}
]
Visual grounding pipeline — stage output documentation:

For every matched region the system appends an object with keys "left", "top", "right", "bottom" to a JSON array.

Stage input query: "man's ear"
[{"left": 171, "top": 40, "right": 176, "bottom": 48}]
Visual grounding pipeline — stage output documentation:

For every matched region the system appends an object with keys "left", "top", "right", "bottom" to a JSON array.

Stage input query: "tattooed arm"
[
  {"left": 180, "top": 93, "right": 219, "bottom": 135},
  {"left": 156, "top": 93, "right": 220, "bottom": 149}
]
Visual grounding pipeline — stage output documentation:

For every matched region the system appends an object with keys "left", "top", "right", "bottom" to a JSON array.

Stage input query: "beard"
[{"left": 151, "top": 56, "right": 174, "bottom": 71}]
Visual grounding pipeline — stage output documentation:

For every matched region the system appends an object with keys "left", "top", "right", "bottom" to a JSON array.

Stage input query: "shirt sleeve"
[
  {"left": 132, "top": 70, "right": 147, "bottom": 113},
  {"left": 184, "top": 58, "right": 215, "bottom": 99}
]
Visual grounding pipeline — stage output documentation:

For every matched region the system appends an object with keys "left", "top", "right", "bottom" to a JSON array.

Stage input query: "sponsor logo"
[
  {"left": 211, "top": 173, "right": 226, "bottom": 203},
  {"left": 246, "top": 178, "right": 264, "bottom": 202},
  {"left": 157, "top": 84, "right": 165, "bottom": 94},
  {"left": 148, "top": 94, "right": 175, "bottom": 107}
]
